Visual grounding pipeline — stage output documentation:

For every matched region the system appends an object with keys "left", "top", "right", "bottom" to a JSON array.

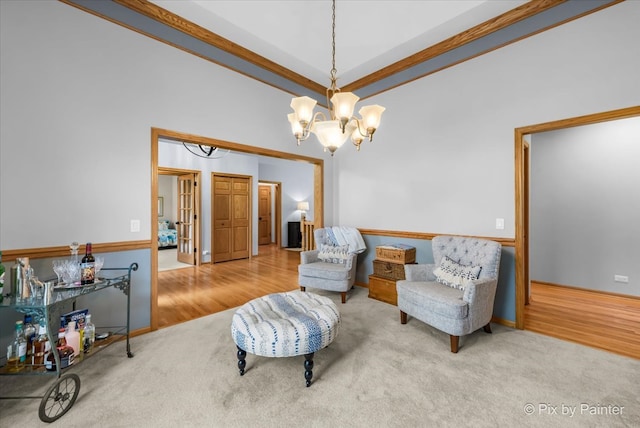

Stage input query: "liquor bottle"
[
  {"left": 78, "top": 324, "right": 84, "bottom": 354},
  {"left": 0, "top": 250, "right": 5, "bottom": 298},
  {"left": 45, "top": 328, "right": 74, "bottom": 371},
  {"left": 80, "top": 242, "right": 95, "bottom": 285},
  {"left": 10, "top": 259, "right": 19, "bottom": 297},
  {"left": 66, "top": 321, "right": 81, "bottom": 357},
  {"left": 83, "top": 314, "right": 95, "bottom": 353},
  {"left": 23, "top": 314, "right": 36, "bottom": 364},
  {"left": 6, "top": 321, "right": 27, "bottom": 372},
  {"left": 33, "top": 324, "right": 49, "bottom": 366}
]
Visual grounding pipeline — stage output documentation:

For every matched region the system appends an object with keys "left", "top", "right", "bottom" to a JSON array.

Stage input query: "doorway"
[
  {"left": 258, "top": 182, "right": 281, "bottom": 247},
  {"left": 258, "top": 184, "right": 272, "bottom": 245},
  {"left": 157, "top": 168, "right": 201, "bottom": 271},
  {"left": 514, "top": 105, "right": 640, "bottom": 329},
  {"left": 151, "top": 127, "right": 324, "bottom": 331}
]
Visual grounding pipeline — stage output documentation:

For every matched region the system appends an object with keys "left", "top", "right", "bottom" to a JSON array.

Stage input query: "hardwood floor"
[
  {"left": 157, "top": 245, "right": 301, "bottom": 329},
  {"left": 159, "top": 248, "right": 639, "bottom": 359},
  {"left": 525, "top": 282, "right": 640, "bottom": 359}
]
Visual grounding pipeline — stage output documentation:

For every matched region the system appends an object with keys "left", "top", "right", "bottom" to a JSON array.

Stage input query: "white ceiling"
[{"left": 150, "top": 0, "right": 527, "bottom": 86}]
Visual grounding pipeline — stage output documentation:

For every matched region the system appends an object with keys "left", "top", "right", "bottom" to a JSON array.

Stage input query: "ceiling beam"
[{"left": 59, "top": 0, "right": 624, "bottom": 101}]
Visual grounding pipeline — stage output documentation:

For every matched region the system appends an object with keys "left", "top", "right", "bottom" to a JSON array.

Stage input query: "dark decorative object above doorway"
[{"left": 182, "top": 142, "right": 230, "bottom": 159}]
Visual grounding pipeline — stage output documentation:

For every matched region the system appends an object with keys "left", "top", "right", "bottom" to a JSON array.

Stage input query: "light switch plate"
[
  {"left": 130, "top": 219, "right": 141, "bottom": 233},
  {"left": 495, "top": 218, "right": 505, "bottom": 230}
]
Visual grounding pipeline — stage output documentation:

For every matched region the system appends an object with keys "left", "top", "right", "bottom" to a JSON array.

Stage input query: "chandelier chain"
[{"left": 330, "top": 0, "right": 337, "bottom": 87}]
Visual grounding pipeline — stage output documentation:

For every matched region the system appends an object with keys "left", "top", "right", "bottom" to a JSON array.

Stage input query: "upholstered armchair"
[
  {"left": 298, "top": 227, "right": 365, "bottom": 303},
  {"left": 396, "top": 236, "right": 502, "bottom": 353}
]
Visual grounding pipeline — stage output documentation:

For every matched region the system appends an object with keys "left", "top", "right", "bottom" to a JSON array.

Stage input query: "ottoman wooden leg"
[
  {"left": 304, "top": 353, "right": 314, "bottom": 387},
  {"left": 236, "top": 346, "right": 247, "bottom": 376}
]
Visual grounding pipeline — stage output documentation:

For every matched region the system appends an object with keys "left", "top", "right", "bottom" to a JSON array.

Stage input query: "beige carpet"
[
  {"left": 158, "top": 248, "right": 193, "bottom": 272},
  {"left": 1, "top": 286, "right": 638, "bottom": 427}
]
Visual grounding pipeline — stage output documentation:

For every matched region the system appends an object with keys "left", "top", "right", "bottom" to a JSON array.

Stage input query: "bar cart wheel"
[{"left": 38, "top": 374, "right": 81, "bottom": 423}]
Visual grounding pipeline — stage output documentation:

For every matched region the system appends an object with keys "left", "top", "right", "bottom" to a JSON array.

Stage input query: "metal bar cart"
[{"left": 0, "top": 262, "right": 138, "bottom": 422}]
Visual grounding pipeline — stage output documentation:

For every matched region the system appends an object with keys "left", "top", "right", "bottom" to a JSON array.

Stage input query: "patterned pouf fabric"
[{"left": 231, "top": 291, "right": 340, "bottom": 357}]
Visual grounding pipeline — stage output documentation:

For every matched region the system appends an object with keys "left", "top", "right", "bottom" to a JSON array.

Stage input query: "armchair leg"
[
  {"left": 400, "top": 311, "right": 407, "bottom": 324},
  {"left": 340, "top": 292, "right": 346, "bottom": 304},
  {"left": 450, "top": 335, "right": 459, "bottom": 353},
  {"left": 483, "top": 323, "right": 492, "bottom": 334},
  {"left": 300, "top": 286, "right": 306, "bottom": 292}
]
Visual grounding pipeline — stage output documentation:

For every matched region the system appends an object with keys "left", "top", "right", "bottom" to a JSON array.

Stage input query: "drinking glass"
[
  {"left": 53, "top": 260, "right": 65, "bottom": 285},
  {"left": 62, "top": 261, "right": 80, "bottom": 285},
  {"left": 69, "top": 242, "right": 80, "bottom": 264},
  {"left": 94, "top": 257, "right": 104, "bottom": 279}
]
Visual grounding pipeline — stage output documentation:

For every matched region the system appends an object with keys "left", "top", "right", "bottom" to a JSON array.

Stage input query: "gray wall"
[
  {"left": 158, "top": 141, "right": 314, "bottom": 259},
  {"left": 0, "top": 0, "right": 639, "bottom": 347},
  {"left": 258, "top": 159, "right": 315, "bottom": 244},
  {"left": 530, "top": 117, "right": 640, "bottom": 296},
  {"left": 331, "top": 2, "right": 640, "bottom": 238},
  {"left": 0, "top": 1, "right": 334, "bottom": 251}
]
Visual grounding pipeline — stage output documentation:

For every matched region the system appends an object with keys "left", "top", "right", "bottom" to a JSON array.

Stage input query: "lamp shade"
[
  {"left": 330, "top": 92, "right": 359, "bottom": 122},
  {"left": 290, "top": 96, "right": 317, "bottom": 124},
  {"left": 312, "top": 120, "right": 351, "bottom": 153},
  {"left": 297, "top": 202, "right": 309, "bottom": 211},
  {"left": 358, "top": 105, "right": 385, "bottom": 131},
  {"left": 288, "top": 113, "right": 303, "bottom": 137}
]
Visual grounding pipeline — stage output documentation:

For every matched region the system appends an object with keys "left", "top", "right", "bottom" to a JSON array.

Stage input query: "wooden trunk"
[
  {"left": 368, "top": 275, "right": 397, "bottom": 306},
  {"left": 375, "top": 245, "right": 416, "bottom": 264},
  {"left": 372, "top": 260, "right": 406, "bottom": 280}
]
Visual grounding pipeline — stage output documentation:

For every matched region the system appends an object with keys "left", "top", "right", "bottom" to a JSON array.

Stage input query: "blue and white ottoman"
[{"left": 231, "top": 291, "right": 340, "bottom": 387}]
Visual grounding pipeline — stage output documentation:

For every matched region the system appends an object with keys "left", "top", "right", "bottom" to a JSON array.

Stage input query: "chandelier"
[{"left": 287, "top": 0, "right": 385, "bottom": 156}]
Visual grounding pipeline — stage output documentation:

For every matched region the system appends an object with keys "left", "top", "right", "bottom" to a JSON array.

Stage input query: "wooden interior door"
[
  {"left": 258, "top": 185, "right": 271, "bottom": 245},
  {"left": 231, "top": 177, "right": 250, "bottom": 259},
  {"left": 177, "top": 173, "right": 196, "bottom": 265},
  {"left": 213, "top": 175, "right": 232, "bottom": 262},
  {"left": 212, "top": 174, "right": 250, "bottom": 262}
]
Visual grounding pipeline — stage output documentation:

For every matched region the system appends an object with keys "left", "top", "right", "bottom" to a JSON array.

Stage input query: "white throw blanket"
[{"left": 332, "top": 226, "right": 367, "bottom": 254}]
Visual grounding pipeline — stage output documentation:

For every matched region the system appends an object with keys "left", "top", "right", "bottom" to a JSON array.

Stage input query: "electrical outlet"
[
  {"left": 130, "top": 219, "right": 141, "bottom": 233},
  {"left": 614, "top": 275, "right": 629, "bottom": 283}
]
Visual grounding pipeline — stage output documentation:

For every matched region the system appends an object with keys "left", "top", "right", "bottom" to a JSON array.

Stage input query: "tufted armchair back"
[
  {"left": 432, "top": 236, "right": 501, "bottom": 281},
  {"left": 313, "top": 228, "right": 333, "bottom": 249}
]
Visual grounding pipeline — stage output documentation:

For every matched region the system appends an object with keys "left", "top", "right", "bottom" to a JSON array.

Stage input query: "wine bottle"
[{"left": 80, "top": 242, "right": 95, "bottom": 285}]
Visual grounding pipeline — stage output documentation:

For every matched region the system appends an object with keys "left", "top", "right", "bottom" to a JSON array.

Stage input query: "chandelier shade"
[
  {"left": 287, "top": 0, "right": 384, "bottom": 156},
  {"left": 312, "top": 120, "right": 353, "bottom": 155},
  {"left": 290, "top": 96, "right": 317, "bottom": 125},
  {"left": 359, "top": 105, "right": 386, "bottom": 132},
  {"left": 330, "top": 92, "right": 359, "bottom": 126}
]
